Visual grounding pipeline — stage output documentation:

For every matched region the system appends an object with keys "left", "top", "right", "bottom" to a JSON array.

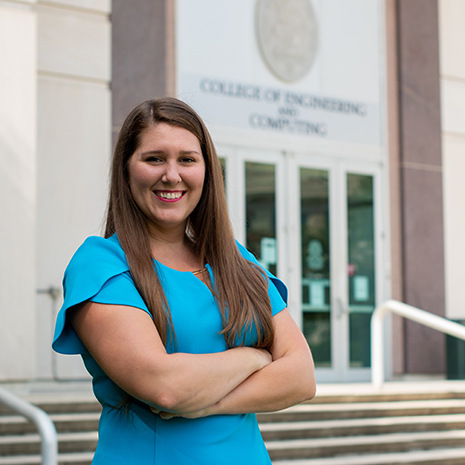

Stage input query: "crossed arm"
[{"left": 70, "top": 302, "right": 316, "bottom": 417}]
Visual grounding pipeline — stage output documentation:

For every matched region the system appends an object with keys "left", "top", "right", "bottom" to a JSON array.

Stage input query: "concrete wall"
[
  {"left": 35, "top": 0, "right": 112, "bottom": 379},
  {"left": 439, "top": 0, "right": 465, "bottom": 322},
  {"left": 0, "top": 0, "right": 37, "bottom": 380}
]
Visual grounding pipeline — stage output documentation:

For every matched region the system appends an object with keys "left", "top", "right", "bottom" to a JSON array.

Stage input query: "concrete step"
[
  {"left": 28, "top": 400, "right": 100, "bottom": 416},
  {"left": 0, "top": 431, "right": 97, "bottom": 456},
  {"left": 2, "top": 382, "right": 465, "bottom": 465},
  {"left": 312, "top": 391, "right": 465, "bottom": 405},
  {"left": 272, "top": 447, "right": 465, "bottom": 465},
  {"left": 0, "top": 451, "right": 93, "bottom": 465},
  {"left": 0, "top": 412, "right": 100, "bottom": 435},
  {"left": 266, "top": 430, "right": 465, "bottom": 460},
  {"left": 260, "top": 413, "right": 465, "bottom": 440},
  {"left": 258, "top": 398, "right": 465, "bottom": 422},
  {"left": 0, "top": 398, "right": 99, "bottom": 417}
]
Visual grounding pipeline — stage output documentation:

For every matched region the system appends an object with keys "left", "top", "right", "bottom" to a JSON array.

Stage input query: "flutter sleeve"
[
  {"left": 236, "top": 241, "right": 288, "bottom": 316},
  {"left": 52, "top": 235, "right": 150, "bottom": 355}
]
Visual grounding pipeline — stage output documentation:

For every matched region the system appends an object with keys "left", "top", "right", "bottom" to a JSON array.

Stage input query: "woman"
[{"left": 53, "top": 97, "right": 315, "bottom": 464}]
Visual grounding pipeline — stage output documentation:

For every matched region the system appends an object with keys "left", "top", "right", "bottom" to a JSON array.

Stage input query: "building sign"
[
  {"left": 255, "top": 0, "right": 319, "bottom": 83},
  {"left": 177, "top": 0, "right": 384, "bottom": 146},
  {"left": 181, "top": 73, "right": 381, "bottom": 145}
]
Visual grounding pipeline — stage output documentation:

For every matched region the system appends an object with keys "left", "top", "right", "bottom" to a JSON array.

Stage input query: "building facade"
[{"left": 1, "top": 0, "right": 463, "bottom": 385}]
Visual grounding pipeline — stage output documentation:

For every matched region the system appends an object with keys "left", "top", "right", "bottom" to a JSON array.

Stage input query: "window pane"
[
  {"left": 347, "top": 173, "right": 375, "bottom": 368},
  {"left": 245, "top": 162, "right": 277, "bottom": 275},
  {"left": 300, "top": 168, "right": 331, "bottom": 367}
]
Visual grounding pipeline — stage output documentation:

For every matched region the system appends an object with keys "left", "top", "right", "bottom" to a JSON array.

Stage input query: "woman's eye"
[
  {"left": 146, "top": 156, "right": 163, "bottom": 163},
  {"left": 180, "top": 157, "right": 195, "bottom": 164}
]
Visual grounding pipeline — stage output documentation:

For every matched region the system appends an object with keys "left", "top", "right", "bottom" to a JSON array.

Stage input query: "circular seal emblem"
[{"left": 255, "top": 0, "right": 318, "bottom": 83}]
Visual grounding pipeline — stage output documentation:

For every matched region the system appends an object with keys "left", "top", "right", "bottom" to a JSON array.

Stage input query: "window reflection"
[
  {"left": 347, "top": 173, "right": 375, "bottom": 368},
  {"left": 300, "top": 168, "right": 331, "bottom": 367},
  {"left": 245, "top": 162, "right": 277, "bottom": 275}
]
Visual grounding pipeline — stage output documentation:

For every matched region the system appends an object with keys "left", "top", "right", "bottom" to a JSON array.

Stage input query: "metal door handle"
[{"left": 335, "top": 298, "right": 347, "bottom": 320}]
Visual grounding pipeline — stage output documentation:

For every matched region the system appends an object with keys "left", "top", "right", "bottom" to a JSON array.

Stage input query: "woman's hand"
[
  {"left": 150, "top": 407, "right": 176, "bottom": 420},
  {"left": 150, "top": 405, "right": 213, "bottom": 420},
  {"left": 255, "top": 348, "right": 273, "bottom": 368}
]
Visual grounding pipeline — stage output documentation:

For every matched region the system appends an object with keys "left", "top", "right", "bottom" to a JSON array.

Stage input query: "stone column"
[
  {"left": 36, "top": 0, "right": 112, "bottom": 379},
  {"left": 0, "top": 0, "right": 37, "bottom": 380},
  {"left": 397, "top": 0, "right": 445, "bottom": 374},
  {"left": 112, "top": 0, "right": 176, "bottom": 144}
]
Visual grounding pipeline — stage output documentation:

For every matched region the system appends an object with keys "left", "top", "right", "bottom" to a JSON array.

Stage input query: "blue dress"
[{"left": 52, "top": 234, "right": 287, "bottom": 464}]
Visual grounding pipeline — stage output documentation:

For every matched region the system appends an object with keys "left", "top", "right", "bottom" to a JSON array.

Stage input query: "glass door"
[
  {"left": 245, "top": 161, "right": 278, "bottom": 275},
  {"left": 300, "top": 167, "right": 332, "bottom": 368},
  {"left": 346, "top": 172, "right": 376, "bottom": 369},
  {"left": 229, "top": 148, "right": 287, "bottom": 279},
  {"left": 296, "top": 157, "right": 385, "bottom": 382},
  {"left": 219, "top": 145, "right": 386, "bottom": 382}
]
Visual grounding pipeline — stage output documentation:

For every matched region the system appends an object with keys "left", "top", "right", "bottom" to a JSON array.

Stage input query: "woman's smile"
[{"left": 154, "top": 190, "right": 186, "bottom": 202}]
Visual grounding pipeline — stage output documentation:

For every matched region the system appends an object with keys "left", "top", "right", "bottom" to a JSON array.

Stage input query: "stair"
[
  {"left": 260, "top": 383, "right": 465, "bottom": 465},
  {"left": 0, "top": 393, "right": 99, "bottom": 465},
  {"left": 1, "top": 382, "right": 465, "bottom": 464}
]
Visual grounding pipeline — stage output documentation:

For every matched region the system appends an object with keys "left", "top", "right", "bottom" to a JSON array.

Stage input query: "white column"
[
  {"left": 439, "top": 0, "right": 465, "bottom": 321},
  {"left": 36, "top": 0, "right": 112, "bottom": 379},
  {"left": 0, "top": 0, "right": 38, "bottom": 380}
]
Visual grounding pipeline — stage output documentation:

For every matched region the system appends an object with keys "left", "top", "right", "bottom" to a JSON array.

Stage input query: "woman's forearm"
[
  {"left": 70, "top": 301, "right": 272, "bottom": 414},
  {"left": 176, "top": 311, "right": 316, "bottom": 419},
  {"left": 137, "top": 346, "right": 271, "bottom": 413},
  {"left": 208, "top": 351, "right": 316, "bottom": 415}
]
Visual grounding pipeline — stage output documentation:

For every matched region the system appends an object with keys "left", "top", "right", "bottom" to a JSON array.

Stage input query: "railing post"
[
  {"left": 371, "top": 303, "right": 387, "bottom": 389},
  {"left": 0, "top": 386, "right": 58, "bottom": 465},
  {"left": 371, "top": 299, "right": 465, "bottom": 389},
  {"left": 36, "top": 409, "right": 59, "bottom": 465}
]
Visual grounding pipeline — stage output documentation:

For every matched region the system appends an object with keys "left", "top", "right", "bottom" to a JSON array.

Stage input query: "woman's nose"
[{"left": 161, "top": 162, "right": 182, "bottom": 184}]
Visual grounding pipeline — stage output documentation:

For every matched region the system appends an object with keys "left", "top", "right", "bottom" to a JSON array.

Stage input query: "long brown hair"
[{"left": 106, "top": 97, "right": 274, "bottom": 350}]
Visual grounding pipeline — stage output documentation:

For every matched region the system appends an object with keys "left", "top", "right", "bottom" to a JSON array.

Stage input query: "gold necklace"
[{"left": 192, "top": 267, "right": 207, "bottom": 276}]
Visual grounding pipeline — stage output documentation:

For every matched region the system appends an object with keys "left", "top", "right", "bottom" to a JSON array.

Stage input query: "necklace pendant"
[{"left": 192, "top": 267, "right": 207, "bottom": 276}]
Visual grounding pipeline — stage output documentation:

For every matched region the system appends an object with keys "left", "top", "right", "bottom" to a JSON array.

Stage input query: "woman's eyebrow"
[
  {"left": 179, "top": 150, "right": 201, "bottom": 156},
  {"left": 140, "top": 150, "right": 201, "bottom": 156},
  {"left": 139, "top": 150, "right": 164, "bottom": 156}
]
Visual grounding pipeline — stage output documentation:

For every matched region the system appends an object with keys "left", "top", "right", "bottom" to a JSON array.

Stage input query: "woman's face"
[{"left": 128, "top": 123, "right": 206, "bottom": 236}]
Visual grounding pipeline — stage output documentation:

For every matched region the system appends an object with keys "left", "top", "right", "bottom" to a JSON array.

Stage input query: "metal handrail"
[
  {"left": 371, "top": 299, "right": 465, "bottom": 388},
  {"left": 0, "top": 386, "right": 58, "bottom": 465}
]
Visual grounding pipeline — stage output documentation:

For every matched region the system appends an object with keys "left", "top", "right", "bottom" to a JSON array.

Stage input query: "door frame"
[
  {"left": 294, "top": 154, "right": 389, "bottom": 382},
  {"left": 218, "top": 143, "right": 390, "bottom": 383}
]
